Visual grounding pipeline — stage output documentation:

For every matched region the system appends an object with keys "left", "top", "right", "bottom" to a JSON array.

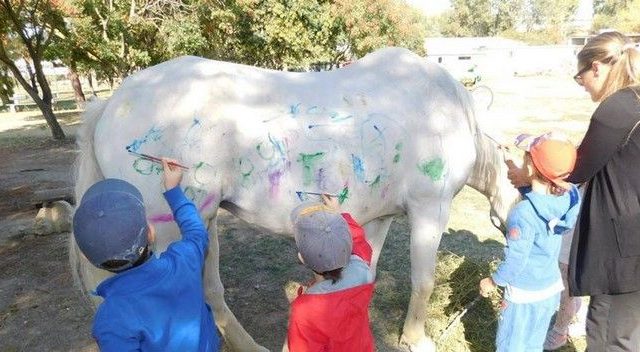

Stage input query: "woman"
[{"left": 508, "top": 31, "right": 640, "bottom": 351}]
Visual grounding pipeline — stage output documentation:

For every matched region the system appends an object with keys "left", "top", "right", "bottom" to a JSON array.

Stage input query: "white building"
[{"left": 424, "top": 37, "right": 578, "bottom": 78}]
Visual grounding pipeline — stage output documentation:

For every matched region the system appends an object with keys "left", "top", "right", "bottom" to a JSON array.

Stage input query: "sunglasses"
[{"left": 573, "top": 65, "right": 591, "bottom": 85}]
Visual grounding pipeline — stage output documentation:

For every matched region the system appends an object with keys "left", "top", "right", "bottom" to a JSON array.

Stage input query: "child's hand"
[
  {"left": 161, "top": 157, "right": 183, "bottom": 190},
  {"left": 503, "top": 149, "right": 531, "bottom": 188},
  {"left": 479, "top": 277, "right": 497, "bottom": 297},
  {"left": 321, "top": 193, "right": 340, "bottom": 211}
]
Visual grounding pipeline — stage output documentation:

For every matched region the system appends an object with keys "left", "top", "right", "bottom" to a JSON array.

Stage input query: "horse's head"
[{"left": 467, "top": 133, "right": 521, "bottom": 234}]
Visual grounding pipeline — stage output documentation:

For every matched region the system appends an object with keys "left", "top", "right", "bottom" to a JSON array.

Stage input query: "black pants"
[{"left": 587, "top": 290, "right": 640, "bottom": 352}]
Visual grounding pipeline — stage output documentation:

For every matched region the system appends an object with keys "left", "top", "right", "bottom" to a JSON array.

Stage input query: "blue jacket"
[
  {"left": 92, "top": 187, "right": 220, "bottom": 352},
  {"left": 492, "top": 185, "right": 581, "bottom": 291}
]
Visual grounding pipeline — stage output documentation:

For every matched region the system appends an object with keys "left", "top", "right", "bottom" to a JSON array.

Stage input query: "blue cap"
[{"left": 73, "top": 178, "right": 149, "bottom": 272}]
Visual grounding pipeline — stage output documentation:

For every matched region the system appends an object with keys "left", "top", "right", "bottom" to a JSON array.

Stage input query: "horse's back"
[{"left": 91, "top": 47, "right": 477, "bottom": 232}]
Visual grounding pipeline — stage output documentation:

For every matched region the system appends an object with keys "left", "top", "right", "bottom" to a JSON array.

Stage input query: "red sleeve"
[{"left": 341, "top": 213, "right": 372, "bottom": 264}]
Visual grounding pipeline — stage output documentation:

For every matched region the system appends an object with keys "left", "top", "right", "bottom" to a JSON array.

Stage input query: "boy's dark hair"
[
  {"left": 314, "top": 268, "right": 344, "bottom": 284},
  {"left": 101, "top": 246, "right": 151, "bottom": 272}
]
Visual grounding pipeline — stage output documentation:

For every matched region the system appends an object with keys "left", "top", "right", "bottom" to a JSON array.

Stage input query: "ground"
[{"left": 0, "top": 75, "right": 593, "bottom": 352}]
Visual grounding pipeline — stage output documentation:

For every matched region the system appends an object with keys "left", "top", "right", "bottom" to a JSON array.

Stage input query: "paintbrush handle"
[
  {"left": 301, "top": 191, "right": 338, "bottom": 197},
  {"left": 128, "top": 150, "right": 190, "bottom": 170}
]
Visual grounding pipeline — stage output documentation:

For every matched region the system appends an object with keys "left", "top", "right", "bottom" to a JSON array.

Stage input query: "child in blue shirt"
[
  {"left": 479, "top": 133, "right": 581, "bottom": 352},
  {"left": 73, "top": 158, "right": 220, "bottom": 351}
]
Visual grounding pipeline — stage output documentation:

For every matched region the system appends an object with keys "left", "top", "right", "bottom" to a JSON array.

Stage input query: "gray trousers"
[{"left": 586, "top": 290, "right": 640, "bottom": 352}]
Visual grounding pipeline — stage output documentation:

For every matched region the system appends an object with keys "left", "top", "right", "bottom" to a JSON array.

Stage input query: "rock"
[{"left": 34, "top": 201, "right": 74, "bottom": 236}]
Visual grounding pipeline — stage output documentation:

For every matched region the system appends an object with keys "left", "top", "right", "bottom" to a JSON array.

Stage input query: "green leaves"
[{"left": 593, "top": 0, "right": 640, "bottom": 32}]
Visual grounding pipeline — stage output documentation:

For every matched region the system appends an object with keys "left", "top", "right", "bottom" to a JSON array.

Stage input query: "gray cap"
[
  {"left": 291, "top": 202, "right": 352, "bottom": 273},
  {"left": 73, "top": 178, "right": 149, "bottom": 272}
]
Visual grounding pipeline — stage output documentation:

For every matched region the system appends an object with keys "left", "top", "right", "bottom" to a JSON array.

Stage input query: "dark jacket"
[{"left": 568, "top": 87, "right": 640, "bottom": 296}]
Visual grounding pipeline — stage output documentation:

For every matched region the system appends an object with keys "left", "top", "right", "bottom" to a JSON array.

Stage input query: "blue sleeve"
[
  {"left": 163, "top": 186, "right": 209, "bottom": 266},
  {"left": 492, "top": 212, "right": 534, "bottom": 287}
]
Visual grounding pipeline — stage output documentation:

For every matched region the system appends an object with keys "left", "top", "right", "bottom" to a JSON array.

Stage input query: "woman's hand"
[{"left": 504, "top": 153, "right": 531, "bottom": 188}]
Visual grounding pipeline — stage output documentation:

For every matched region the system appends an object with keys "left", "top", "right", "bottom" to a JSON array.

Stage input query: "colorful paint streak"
[
  {"left": 133, "top": 158, "right": 163, "bottom": 175},
  {"left": 238, "top": 158, "right": 255, "bottom": 186},
  {"left": 184, "top": 186, "right": 207, "bottom": 203},
  {"left": 149, "top": 193, "right": 218, "bottom": 224},
  {"left": 368, "top": 175, "right": 381, "bottom": 188},
  {"left": 337, "top": 186, "right": 349, "bottom": 204},
  {"left": 193, "top": 161, "right": 215, "bottom": 186},
  {"left": 393, "top": 143, "right": 403, "bottom": 163},
  {"left": 418, "top": 158, "right": 445, "bottom": 181},
  {"left": 351, "top": 154, "right": 365, "bottom": 182},
  {"left": 126, "top": 126, "right": 163, "bottom": 152},
  {"left": 268, "top": 169, "right": 284, "bottom": 197},
  {"left": 298, "top": 152, "right": 325, "bottom": 186}
]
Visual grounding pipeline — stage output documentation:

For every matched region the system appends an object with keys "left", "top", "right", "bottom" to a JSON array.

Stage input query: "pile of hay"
[{"left": 428, "top": 251, "right": 501, "bottom": 352}]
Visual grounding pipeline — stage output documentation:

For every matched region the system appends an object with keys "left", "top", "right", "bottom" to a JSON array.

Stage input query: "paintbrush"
[
  {"left": 296, "top": 191, "right": 339, "bottom": 198},
  {"left": 126, "top": 149, "right": 190, "bottom": 170}
]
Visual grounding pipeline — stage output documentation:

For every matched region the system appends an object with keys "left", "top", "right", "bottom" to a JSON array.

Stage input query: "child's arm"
[
  {"left": 341, "top": 213, "right": 372, "bottom": 264},
  {"left": 491, "top": 217, "right": 535, "bottom": 287},
  {"left": 320, "top": 194, "right": 372, "bottom": 264},
  {"left": 161, "top": 158, "right": 209, "bottom": 264}
]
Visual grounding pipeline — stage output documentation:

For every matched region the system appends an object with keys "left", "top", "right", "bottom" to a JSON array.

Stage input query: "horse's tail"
[
  {"left": 70, "top": 99, "right": 110, "bottom": 306},
  {"left": 74, "top": 99, "right": 107, "bottom": 201}
]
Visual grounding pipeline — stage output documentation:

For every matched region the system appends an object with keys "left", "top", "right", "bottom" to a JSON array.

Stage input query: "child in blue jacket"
[
  {"left": 479, "top": 133, "right": 581, "bottom": 352},
  {"left": 73, "top": 158, "right": 220, "bottom": 351}
]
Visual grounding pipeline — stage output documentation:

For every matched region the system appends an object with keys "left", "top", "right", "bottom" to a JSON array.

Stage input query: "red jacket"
[{"left": 287, "top": 213, "right": 374, "bottom": 352}]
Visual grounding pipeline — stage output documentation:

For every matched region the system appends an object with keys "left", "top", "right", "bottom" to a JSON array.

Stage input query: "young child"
[
  {"left": 479, "top": 133, "right": 582, "bottom": 352},
  {"left": 287, "top": 194, "right": 374, "bottom": 352},
  {"left": 73, "top": 158, "right": 220, "bottom": 351},
  {"left": 543, "top": 224, "right": 586, "bottom": 350}
]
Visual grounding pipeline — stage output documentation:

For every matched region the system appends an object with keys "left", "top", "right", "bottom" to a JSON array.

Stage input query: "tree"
[
  {"left": 594, "top": 0, "right": 630, "bottom": 14},
  {"left": 441, "top": 0, "right": 524, "bottom": 36},
  {"left": 331, "top": 0, "right": 427, "bottom": 59},
  {"left": 0, "top": 61, "right": 15, "bottom": 105},
  {"left": 593, "top": 0, "right": 640, "bottom": 32},
  {"left": 198, "top": 0, "right": 341, "bottom": 70},
  {"left": 521, "top": 0, "right": 579, "bottom": 32},
  {"left": 198, "top": 0, "right": 426, "bottom": 70},
  {"left": 0, "top": 0, "right": 67, "bottom": 139}
]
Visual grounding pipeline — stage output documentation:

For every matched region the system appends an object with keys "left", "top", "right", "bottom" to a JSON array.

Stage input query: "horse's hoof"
[{"left": 399, "top": 335, "right": 436, "bottom": 352}]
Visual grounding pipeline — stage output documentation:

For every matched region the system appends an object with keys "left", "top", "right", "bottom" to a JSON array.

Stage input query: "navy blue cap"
[{"left": 73, "top": 178, "right": 149, "bottom": 272}]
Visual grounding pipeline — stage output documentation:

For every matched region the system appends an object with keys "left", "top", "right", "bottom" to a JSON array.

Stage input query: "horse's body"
[{"left": 72, "top": 47, "right": 518, "bottom": 351}]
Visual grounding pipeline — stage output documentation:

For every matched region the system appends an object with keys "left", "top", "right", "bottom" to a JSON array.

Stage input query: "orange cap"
[{"left": 515, "top": 133, "right": 577, "bottom": 190}]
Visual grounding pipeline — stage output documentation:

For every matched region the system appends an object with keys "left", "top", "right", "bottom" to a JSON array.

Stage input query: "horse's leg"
[
  {"left": 362, "top": 216, "right": 394, "bottom": 276},
  {"left": 399, "top": 199, "right": 452, "bottom": 352},
  {"left": 203, "top": 213, "right": 269, "bottom": 352}
]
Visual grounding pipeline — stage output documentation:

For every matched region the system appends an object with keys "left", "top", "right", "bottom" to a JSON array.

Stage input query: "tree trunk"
[
  {"left": 87, "top": 73, "right": 97, "bottom": 96},
  {"left": 67, "top": 68, "right": 86, "bottom": 106},
  {"left": 38, "top": 101, "right": 66, "bottom": 140}
]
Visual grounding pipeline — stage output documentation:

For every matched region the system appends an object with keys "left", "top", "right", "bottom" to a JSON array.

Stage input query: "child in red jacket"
[{"left": 287, "top": 194, "right": 374, "bottom": 352}]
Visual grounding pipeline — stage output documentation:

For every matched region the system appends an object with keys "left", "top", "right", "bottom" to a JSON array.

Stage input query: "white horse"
[{"left": 71, "top": 47, "right": 519, "bottom": 351}]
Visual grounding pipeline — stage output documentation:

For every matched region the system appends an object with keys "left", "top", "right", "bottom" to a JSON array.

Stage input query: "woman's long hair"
[{"left": 578, "top": 31, "right": 640, "bottom": 102}]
